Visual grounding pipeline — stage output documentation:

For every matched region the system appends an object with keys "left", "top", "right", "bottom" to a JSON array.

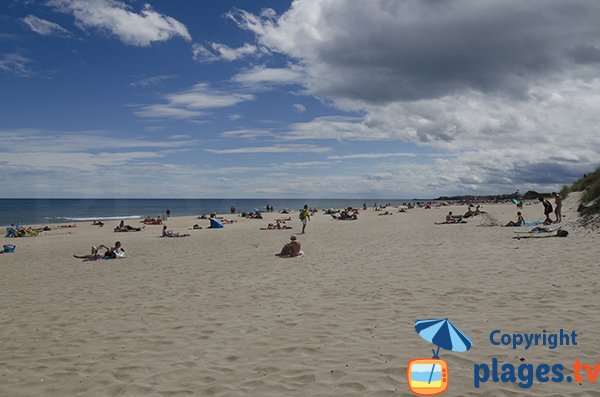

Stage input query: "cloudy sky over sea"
[{"left": 1, "top": 0, "right": 599, "bottom": 198}]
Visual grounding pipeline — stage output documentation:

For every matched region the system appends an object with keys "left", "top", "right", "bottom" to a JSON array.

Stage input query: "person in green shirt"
[{"left": 299, "top": 204, "right": 311, "bottom": 234}]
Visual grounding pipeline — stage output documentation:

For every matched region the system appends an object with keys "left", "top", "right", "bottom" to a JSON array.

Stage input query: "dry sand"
[{"left": 1, "top": 195, "right": 599, "bottom": 396}]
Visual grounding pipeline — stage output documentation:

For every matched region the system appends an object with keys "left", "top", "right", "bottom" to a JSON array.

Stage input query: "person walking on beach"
[
  {"left": 166, "top": 208, "right": 171, "bottom": 218},
  {"left": 539, "top": 197, "right": 553, "bottom": 225},
  {"left": 299, "top": 204, "right": 310, "bottom": 234},
  {"left": 552, "top": 192, "right": 562, "bottom": 223}
]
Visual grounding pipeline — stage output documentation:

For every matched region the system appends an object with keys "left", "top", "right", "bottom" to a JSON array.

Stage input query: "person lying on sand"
[
  {"left": 142, "top": 217, "right": 162, "bottom": 225},
  {"left": 435, "top": 211, "right": 467, "bottom": 224},
  {"left": 378, "top": 211, "right": 393, "bottom": 216},
  {"left": 276, "top": 235, "right": 302, "bottom": 257},
  {"left": 92, "top": 220, "right": 104, "bottom": 227},
  {"left": 162, "top": 225, "right": 190, "bottom": 238},
  {"left": 73, "top": 241, "right": 125, "bottom": 261},
  {"left": 57, "top": 224, "right": 77, "bottom": 228},
  {"left": 463, "top": 206, "right": 475, "bottom": 218},
  {"left": 114, "top": 220, "right": 141, "bottom": 232},
  {"left": 505, "top": 211, "right": 525, "bottom": 227},
  {"left": 261, "top": 221, "right": 292, "bottom": 230}
]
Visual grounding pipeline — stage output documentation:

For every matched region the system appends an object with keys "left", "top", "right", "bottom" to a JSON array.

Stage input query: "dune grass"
[{"left": 569, "top": 166, "right": 600, "bottom": 216}]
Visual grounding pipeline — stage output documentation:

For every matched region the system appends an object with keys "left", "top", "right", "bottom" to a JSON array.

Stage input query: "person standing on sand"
[
  {"left": 300, "top": 204, "right": 310, "bottom": 234},
  {"left": 552, "top": 192, "right": 562, "bottom": 223},
  {"left": 166, "top": 208, "right": 171, "bottom": 218},
  {"left": 539, "top": 197, "right": 553, "bottom": 225}
]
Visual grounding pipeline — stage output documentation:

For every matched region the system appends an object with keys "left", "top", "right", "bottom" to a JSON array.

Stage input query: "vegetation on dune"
[{"left": 568, "top": 166, "right": 600, "bottom": 216}]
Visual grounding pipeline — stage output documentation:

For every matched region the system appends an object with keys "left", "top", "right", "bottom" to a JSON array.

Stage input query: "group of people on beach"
[{"left": 540, "top": 193, "right": 562, "bottom": 224}]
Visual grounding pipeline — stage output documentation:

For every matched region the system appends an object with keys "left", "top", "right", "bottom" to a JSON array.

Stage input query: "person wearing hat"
[{"left": 278, "top": 235, "right": 301, "bottom": 257}]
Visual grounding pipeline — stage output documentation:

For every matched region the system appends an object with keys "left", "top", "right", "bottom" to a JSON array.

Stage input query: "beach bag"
[
  {"left": 299, "top": 211, "right": 305, "bottom": 220},
  {"left": 3, "top": 244, "right": 16, "bottom": 253}
]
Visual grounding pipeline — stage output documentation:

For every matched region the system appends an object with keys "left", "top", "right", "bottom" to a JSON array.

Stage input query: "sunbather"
[
  {"left": 277, "top": 235, "right": 302, "bottom": 257},
  {"left": 505, "top": 211, "right": 524, "bottom": 227},
  {"left": 73, "top": 241, "right": 125, "bottom": 261},
  {"left": 435, "top": 211, "right": 466, "bottom": 224},
  {"left": 92, "top": 220, "right": 104, "bottom": 227},
  {"left": 114, "top": 220, "right": 141, "bottom": 232},
  {"left": 162, "top": 225, "right": 189, "bottom": 238}
]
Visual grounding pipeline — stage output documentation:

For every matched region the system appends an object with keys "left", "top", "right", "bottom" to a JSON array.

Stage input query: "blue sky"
[{"left": 1, "top": 0, "right": 599, "bottom": 198}]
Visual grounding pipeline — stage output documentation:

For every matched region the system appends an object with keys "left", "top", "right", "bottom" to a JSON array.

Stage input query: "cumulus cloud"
[
  {"left": 48, "top": 0, "right": 191, "bottom": 46},
  {"left": 230, "top": 0, "right": 600, "bottom": 103},
  {"left": 136, "top": 83, "right": 255, "bottom": 119},
  {"left": 22, "top": 15, "right": 71, "bottom": 37},
  {"left": 221, "top": 0, "right": 600, "bottom": 193}
]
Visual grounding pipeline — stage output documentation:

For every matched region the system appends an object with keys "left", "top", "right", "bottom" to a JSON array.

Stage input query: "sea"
[{"left": 0, "top": 199, "right": 421, "bottom": 226}]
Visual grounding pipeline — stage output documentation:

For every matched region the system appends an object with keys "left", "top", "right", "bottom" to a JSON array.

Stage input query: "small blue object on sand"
[{"left": 3, "top": 244, "right": 16, "bottom": 253}]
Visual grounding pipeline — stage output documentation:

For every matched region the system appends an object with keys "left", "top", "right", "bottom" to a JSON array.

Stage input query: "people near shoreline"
[
  {"left": 142, "top": 217, "right": 162, "bottom": 225},
  {"left": 73, "top": 241, "right": 125, "bottom": 261},
  {"left": 92, "top": 220, "right": 104, "bottom": 227},
  {"left": 162, "top": 225, "right": 189, "bottom": 238},
  {"left": 553, "top": 192, "right": 562, "bottom": 223},
  {"left": 230, "top": 206, "right": 236, "bottom": 214},
  {"left": 277, "top": 235, "right": 302, "bottom": 257},
  {"left": 299, "top": 205, "right": 311, "bottom": 234},
  {"left": 166, "top": 208, "right": 171, "bottom": 218},
  {"left": 505, "top": 211, "right": 525, "bottom": 227},
  {"left": 114, "top": 220, "right": 141, "bottom": 232},
  {"left": 539, "top": 197, "right": 554, "bottom": 225}
]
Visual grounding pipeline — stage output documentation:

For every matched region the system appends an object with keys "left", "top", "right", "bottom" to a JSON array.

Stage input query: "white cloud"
[
  {"left": 221, "top": 1, "right": 600, "bottom": 193},
  {"left": 192, "top": 42, "right": 259, "bottom": 63},
  {"left": 205, "top": 144, "right": 331, "bottom": 154},
  {"left": 232, "top": 65, "right": 302, "bottom": 85},
  {"left": 129, "top": 74, "right": 176, "bottom": 88},
  {"left": 22, "top": 15, "right": 71, "bottom": 37},
  {"left": 220, "top": 129, "right": 274, "bottom": 139},
  {"left": 327, "top": 153, "right": 417, "bottom": 160},
  {"left": 48, "top": 0, "right": 191, "bottom": 46},
  {"left": 136, "top": 83, "right": 255, "bottom": 119},
  {"left": 293, "top": 103, "right": 306, "bottom": 113},
  {"left": 0, "top": 53, "right": 35, "bottom": 77}
]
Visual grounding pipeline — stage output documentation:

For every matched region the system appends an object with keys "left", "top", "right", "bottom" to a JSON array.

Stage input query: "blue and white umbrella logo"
[
  {"left": 414, "top": 318, "right": 472, "bottom": 385},
  {"left": 415, "top": 318, "right": 472, "bottom": 358}
]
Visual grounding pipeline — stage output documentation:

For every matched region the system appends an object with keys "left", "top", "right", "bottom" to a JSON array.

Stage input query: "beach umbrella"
[{"left": 415, "top": 318, "right": 472, "bottom": 384}]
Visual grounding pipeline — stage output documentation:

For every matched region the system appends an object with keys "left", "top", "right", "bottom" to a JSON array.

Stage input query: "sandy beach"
[{"left": 1, "top": 195, "right": 599, "bottom": 396}]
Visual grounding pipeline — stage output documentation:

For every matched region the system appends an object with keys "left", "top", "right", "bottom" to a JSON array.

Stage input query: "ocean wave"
[{"left": 57, "top": 215, "right": 142, "bottom": 221}]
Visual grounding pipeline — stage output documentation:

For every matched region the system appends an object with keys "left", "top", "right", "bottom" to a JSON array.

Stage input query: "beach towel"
[
  {"left": 522, "top": 220, "right": 545, "bottom": 227},
  {"left": 277, "top": 250, "right": 304, "bottom": 258},
  {"left": 209, "top": 218, "right": 224, "bottom": 229}
]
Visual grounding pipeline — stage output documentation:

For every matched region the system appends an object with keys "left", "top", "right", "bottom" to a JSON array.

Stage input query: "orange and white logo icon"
[{"left": 407, "top": 358, "right": 449, "bottom": 396}]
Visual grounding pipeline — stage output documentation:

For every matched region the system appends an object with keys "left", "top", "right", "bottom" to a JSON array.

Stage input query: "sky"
[{"left": 1, "top": 0, "right": 599, "bottom": 198}]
